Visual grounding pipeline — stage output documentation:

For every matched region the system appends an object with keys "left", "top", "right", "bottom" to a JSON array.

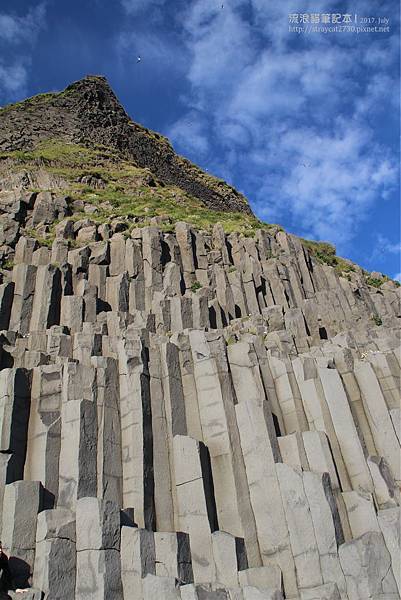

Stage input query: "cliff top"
[
  {"left": 0, "top": 76, "right": 396, "bottom": 288},
  {"left": 0, "top": 75, "right": 252, "bottom": 215}
]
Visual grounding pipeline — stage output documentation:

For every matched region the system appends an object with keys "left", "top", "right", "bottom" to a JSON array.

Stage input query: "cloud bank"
[
  {"left": 164, "top": 0, "right": 399, "bottom": 250},
  {"left": 0, "top": 3, "right": 47, "bottom": 101}
]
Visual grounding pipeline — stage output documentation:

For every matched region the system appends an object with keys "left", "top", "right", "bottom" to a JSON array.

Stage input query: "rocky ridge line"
[{"left": 0, "top": 76, "right": 252, "bottom": 215}]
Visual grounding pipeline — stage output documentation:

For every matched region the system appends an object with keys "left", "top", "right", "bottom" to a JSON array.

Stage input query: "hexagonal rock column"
[
  {"left": 0, "top": 368, "right": 31, "bottom": 526},
  {"left": 1, "top": 480, "right": 44, "bottom": 588},
  {"left": 75, "top": 497, "right": 123, "bottom": 600},
  {"left": 33, "top": 508, "right": 76, "bottom": 599}
]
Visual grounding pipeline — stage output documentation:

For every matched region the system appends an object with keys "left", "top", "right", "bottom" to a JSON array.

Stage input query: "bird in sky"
[{"left": 136, "top": 55, "right": 141, "bottom": 63}]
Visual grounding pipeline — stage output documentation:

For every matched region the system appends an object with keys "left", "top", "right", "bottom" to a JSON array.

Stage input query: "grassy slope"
[
  {"left": 0, "top": 140, "right": 396, "bottom": 287},
  {"left": 0, "top": 140, "right": 266, "bottom": 235}
]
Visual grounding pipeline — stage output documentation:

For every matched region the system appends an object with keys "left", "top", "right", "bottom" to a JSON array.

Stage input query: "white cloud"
[
  {"left": 371, "top": 235, "right": 401, "bottom": 264},
  {"left": 362, "top": 35, "right": 399, "bottom": 68},
  {"left": 248, "top": 0, "right": 339, "bottom": 47},
  {"left": 0, "top": 62, "right": 28, "bottom": 95},
  {"left": 384, "top": 241, "right": 401, "bottom": 254},
  {"left": 168, "top": 113, "right": 209, "bottom": 156},
  {"left": 166, "top": 0, "right": 399, "bottom": 249},
  {"left": 256, "top": 122, "right": 398, "bottom": 244},
  {"left": 183, "top": 4, "right": 255, "bottom": 101},
  {"left": 0, "top": 4, "right": 47, "bottom": 102},
  {"left": 394, "top": 273, "right": 401, "bottom": 283},
  {"left": 355, "top": 73, "right": 399, "bottom": 116},
  {"left": 0, "top": 3, "right": 46, "bottom": 45}
]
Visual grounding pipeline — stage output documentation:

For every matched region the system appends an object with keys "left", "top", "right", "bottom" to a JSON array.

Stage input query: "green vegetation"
[
  {"left": 1, "top": 141, "right": 269, "bottom": 236},
  {"left": 365, "top": 275, "right": 389, "bottom": 288},
  {"left": 2, "top": 259, "right": 14, "bottom": 270},
  {"left": 1, "top": 86, "right": 250, "bottom": 213},
  {"left": 301, "top": 238, "right": 356, "bottom": 276},
  {"left": 9, "top": 141, "right": 397, "bottom": 287},
  {"left": 301, "top": 239, "right": 337, "bottom": 265},
  {"left": 0, "top": 139, "right": 119, "bottom": 166},
  {"left": 190, "top": 281, "right": 202, "bottom": 292},
  {"left": 0, "top": 88, "right": 71, "bottom": 115},
  {"left": 372, "top": 315, "right": 383, "bottom": 326},
  {"left": 301, "top": 240, "right": 396, "bottom": 286},
  {"left": 68, "top": 184, "right": 265, "bottom": 235},
  {"left": 336, "top": 262, "right": 355, "bottom": 274},
  {"left": 365, "top": 277, "right": 383, "bottom": 288},
  {"left": 24, "top": 227, "right": 55, "bottom": 248}
]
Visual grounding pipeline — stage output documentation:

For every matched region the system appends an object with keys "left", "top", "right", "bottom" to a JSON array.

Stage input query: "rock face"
[
  {"left": 0, "top": 76, "right": 251, "bottom": 215},
  {"left": 0, "top": 79, "right": 400, "bottom": 599},
  {"left": 0, "top": 213, "right": 399, "bottom": 599}
]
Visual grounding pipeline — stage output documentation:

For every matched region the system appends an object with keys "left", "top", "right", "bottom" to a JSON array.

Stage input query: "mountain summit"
[{"left": 0, "top": 75, "right": 251, "bottom": 215}]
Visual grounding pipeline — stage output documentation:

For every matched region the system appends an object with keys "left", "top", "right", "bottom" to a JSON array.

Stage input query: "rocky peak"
[{"left": 0, "top": 75, "right": 252, "bottom": 214}]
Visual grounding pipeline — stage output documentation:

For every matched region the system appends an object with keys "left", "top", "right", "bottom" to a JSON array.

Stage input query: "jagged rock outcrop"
[
  {"left": 0, "top": 76, "right": 251, "bottom": 214},
  {"left": 0, "top": 78, "right": 400, "bottom": 600}
]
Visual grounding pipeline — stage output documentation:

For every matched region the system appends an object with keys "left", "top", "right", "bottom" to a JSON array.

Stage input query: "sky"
[{"left": 0, "top": 0, "right": 400, "bottom": 279}]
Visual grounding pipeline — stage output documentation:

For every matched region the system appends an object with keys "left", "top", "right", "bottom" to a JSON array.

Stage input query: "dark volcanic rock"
[{"left": 0, "top": 75, "right": 252, "bottom": 215}]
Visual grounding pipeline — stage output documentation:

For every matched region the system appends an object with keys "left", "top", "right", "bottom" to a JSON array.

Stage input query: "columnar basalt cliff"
[{"left": 0, "top": 78, "right": 400, "bottom": 600}]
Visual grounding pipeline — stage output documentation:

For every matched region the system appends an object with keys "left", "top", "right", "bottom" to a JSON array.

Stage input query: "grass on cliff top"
[
  {"left": 0, "top": 138, "right": 250, "bottom": 205},
  {"left": 365, "top": 274, "right": 392, "bottom": 287},
  {"left": 3, "top": 142, "right": 393, "bottom": 284},
  {"left": 0, "top": 88, "right": 72, "bottom": 115},
  {"left": 0, "top": 139, "right": 120, "bottom": 165},
  {"left": 71, "top": 186, "right": 266, "bottom": 236},
  {"left": 301, "top": 238, "right": 357, "bottom": 275},
  {"left": 301, "top": 238, "right": 396, "bottom": 285},
  {"left": 0, "top": 141, "right": 267, "bottom": 236}
]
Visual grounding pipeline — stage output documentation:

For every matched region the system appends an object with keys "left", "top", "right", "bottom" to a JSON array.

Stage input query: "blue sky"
[{"left": 0, "top": 0, "right": 400, "bottom": 278}]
